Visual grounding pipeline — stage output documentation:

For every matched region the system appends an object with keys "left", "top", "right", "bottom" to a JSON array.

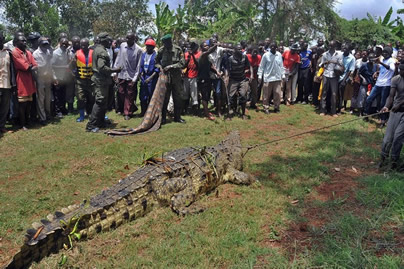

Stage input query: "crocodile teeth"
[
  {"left": 61, "top": 208, "right": 69, "bottom": 214},
  {"left": 32, "top": 222, "right": 43, "bottom": 230}
]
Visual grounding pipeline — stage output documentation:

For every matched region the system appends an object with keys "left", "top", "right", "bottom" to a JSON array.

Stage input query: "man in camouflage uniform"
[
  {"left": 86, "top": 33, "right": 121, "bottom": 133},
  {"left": 155, "top": 34, "right": 186, "bottom": 124}
]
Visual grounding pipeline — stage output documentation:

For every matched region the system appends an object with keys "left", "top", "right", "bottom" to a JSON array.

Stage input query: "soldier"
[
  {"left": 86, "top": 33, "right": 121, "bottom": 133},
  {"left": 155, "top": 34, "right": 186, "bottom": 124},
  {"left": 73, "top": 38, "right": 94, "bottom": 122}
]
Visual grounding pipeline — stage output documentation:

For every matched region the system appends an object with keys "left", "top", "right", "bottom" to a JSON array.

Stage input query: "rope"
[{"left": 241, "top": 111, "right": 387, "bottom": 158}]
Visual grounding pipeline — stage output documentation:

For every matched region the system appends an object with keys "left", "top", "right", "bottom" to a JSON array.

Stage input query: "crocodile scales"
[{"left": 6, "top": 131, "right": 254, "bottom": 269}]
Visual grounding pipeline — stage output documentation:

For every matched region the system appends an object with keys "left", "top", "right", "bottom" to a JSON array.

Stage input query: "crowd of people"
[
  {"left": 1, "top": 30, "right": 404, "bottom": 168},
  {"left": 0, "top": 31, "right": 403, "bottom": 131}
]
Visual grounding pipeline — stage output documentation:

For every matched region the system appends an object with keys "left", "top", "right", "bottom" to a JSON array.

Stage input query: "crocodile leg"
[
  {"left": 224, "top": 167, "right": 255, "bottom": 185},
  {"left": 170, "top": 186, "right": 205, "bottom": 216},
  {"left": 152, "top": 177, "right": 188, "bottom": 206}
]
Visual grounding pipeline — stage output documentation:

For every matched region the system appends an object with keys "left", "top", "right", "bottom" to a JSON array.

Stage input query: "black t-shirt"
[
  {"left": 197, "top": 54, "right": 212, "bottom": 80},
  {"left": 228, "top": 54, "right": 250, "bottom": 81}
]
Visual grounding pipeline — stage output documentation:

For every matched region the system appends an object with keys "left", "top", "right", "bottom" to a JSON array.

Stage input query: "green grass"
[{"left": 0, "top": 104, "right": 403, "bottom": 268}]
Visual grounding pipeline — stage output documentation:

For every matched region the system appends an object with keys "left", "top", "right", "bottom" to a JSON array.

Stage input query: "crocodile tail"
[
  {"left": 219, "top": 131, "right": 243, "bottom": 170},
  {"left": 106, "top": 73, "right": 168, "bottom": 136},
  {"left": 5, "top": 205, "right": 82, "bottom": 269},
  {"left": 7, "top": 170, "right": 155, "bottom": 269}
]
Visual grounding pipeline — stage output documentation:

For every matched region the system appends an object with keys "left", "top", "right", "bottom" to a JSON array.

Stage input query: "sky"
[
  {"left": 334, "top": 0, "right": 404, "bottom": 20},
  {"left": 148, "top": 0, "right": 404, "bottom": 20}
]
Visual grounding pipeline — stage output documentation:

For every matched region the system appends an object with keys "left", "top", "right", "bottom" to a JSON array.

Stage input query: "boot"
[
  {"left": 378, "top": 156, "right": 387, "bottom": 169},
  {"left": 68, "top": 103, "right": 74, "bottom": 114},
  {"left": 76, "top": 109, "right": 85, "bottom": 122},
  {"left": 174, "top": 101, "right": 186, "bottom": 123}
]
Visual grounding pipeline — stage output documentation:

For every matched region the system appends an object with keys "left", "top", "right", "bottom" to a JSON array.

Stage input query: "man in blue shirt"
[
  {"left": 338, "top": 43, "right": 355, "bottom": 113},
  {"left": 296, "top": 42, "right": 312, "bottom": 104}
]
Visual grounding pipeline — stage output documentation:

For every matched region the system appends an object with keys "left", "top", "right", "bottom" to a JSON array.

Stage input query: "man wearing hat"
[
  {"left": 86, "top": 32, "right": 121, "bottom": 132},
  {"left": 27, "top": 32, "right": 41, "bottom": 53},
  {"left": 364, "top": 46, "right": 396, "bottom": 126},
  {"left": 139, "top": 38, "right": 159, "bottom": 116},
  {"left": 155, "top": 34, "right": 186, "bottom": 124},
  {"left": 33, "top": 37, "right": 53, "bottom": 125}
]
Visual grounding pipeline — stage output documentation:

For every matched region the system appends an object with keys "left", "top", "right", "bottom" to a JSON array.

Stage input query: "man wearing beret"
[
  {"left": 155, "top": 34, "right": 186, "bottom": 124},
  {"left": 86, "top": 32, "right": 121, "bottom": 133}
]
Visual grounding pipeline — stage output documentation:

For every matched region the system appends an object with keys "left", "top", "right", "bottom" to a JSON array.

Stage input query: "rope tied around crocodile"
[{"left": 241, "top": 111, "right": 388, "bottom": 158}]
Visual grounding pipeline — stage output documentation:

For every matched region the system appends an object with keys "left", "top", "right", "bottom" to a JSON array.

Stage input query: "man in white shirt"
[
  {"left": 257, "top": 42, "right": 285, "bottom": 114},
  {"left": 0, "top": 32, "right": 16, "bottom": 133},
  {"left": 364, "top": 47, "right": 396, "bottom": 126},
  {"left": 33, "top": 37, "right": 53, "bottom": 125}
]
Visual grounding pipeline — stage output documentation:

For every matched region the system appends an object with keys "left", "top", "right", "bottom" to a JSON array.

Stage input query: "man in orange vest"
[{"left": 73, "top": 38, "right": 94, "bottom": 122}]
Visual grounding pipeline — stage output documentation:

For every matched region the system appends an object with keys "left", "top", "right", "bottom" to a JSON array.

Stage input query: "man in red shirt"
[
  {"left": 247, "top": 46, "right": 262, "bottom": 109},
  {"left": 12, "top": 35, "right": 38, "bottom": 130},
  {"left": 184, "top": 40, "right": 201, "bottom": 114},
  {"left": 282, "top": 43, "right": 301, "bottom": 105}
]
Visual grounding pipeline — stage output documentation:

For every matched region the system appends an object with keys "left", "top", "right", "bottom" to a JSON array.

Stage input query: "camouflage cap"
[
  {"left": 97, "top": 32, "right": 110, "bottom": 42},
  {"left": 28, "top": 32, "right": 41, "bottom": 40}
]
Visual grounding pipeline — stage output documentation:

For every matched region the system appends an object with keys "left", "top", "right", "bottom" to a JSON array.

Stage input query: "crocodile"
[
  {"left": 6, "top": 131, "right": 255, "bottom": 269},
  {"left": 105, "top": 73, "right": 168, "bottom": 136}
]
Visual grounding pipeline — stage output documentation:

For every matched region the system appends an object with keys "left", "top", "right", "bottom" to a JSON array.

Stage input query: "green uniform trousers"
[
  {"left": 86, "top": 83, "right": 109, "bottom": 130},
  {"left": 76, "top": 78, "right": 94, "bottom": 115},
  {"left": 162, "top": 71, "right": 186, "bottom": 121}
]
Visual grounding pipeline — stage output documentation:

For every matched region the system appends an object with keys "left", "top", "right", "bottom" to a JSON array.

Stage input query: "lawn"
[{"left": 0, "top": 104, "right": 403, "bottom": 268}]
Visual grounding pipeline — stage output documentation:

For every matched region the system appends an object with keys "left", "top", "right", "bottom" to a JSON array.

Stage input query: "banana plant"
[{"left": 155, "top": 2, "right": 176, "bottom": 44}]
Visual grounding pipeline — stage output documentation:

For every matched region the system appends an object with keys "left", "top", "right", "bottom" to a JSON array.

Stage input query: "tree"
[
  {"left": 57, "top": 0, "right": 99, "bottom": 38},
  {"left": 92, "top": 0, "right": 152, "bottom": 38},
  {"left": 1, "top": 0, "right": 67, "bottom": 44}
]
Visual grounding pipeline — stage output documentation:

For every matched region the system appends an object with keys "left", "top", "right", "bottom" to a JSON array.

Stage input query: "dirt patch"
[{"left": 257, "top": 155, "right": 379, "bottom": 264}]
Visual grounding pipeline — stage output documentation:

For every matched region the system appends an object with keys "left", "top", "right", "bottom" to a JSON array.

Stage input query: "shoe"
[
  {"left": 174, "top": 118, "right": 186, "bottom": 123},
  {"left": 301, "top": 101, "right": 307, "bottom": 105},
  {"left": 206, "top": 113, "right": 215, "bottom": 121},
  {"left": 57, "top": 112, "right": 63, "bottom": 118},
  {"left": 320, "top": 113, "right": 325, "bottom": 116},
  {"left": 124, "top": 115, "right": 130, "bottom": 120},
  {"left": 241, "top": 115, "right": 248, "bottom": 120},
  {"left": 264, "top": 109, "right": 270, "bottom": 114},
  {"left": 161, "top": 118, "right": 167, "bottom": 125},
  {"left": 274, "top": 109, "right": 280, "bottom": 113},
  {"left": 332, "top": 114, "right": 338, "bottom": 118},
  {"left": 391, "top": 162, "right": 398, "bottom": 170},
  {"left": 22, "top": 126, "right": 28, "bottom": 131},
  {"left": 250, "top": 104, "right": 258, "bottom": 109},
  {"left": 39, "top": 120, "right": 47, "bottom": 126},
  {"left": 86, "top": 127, "right": 100, "bottom": 133},
  {"left": 378, "top": 157, "right": 387, "bottom": 169}
]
